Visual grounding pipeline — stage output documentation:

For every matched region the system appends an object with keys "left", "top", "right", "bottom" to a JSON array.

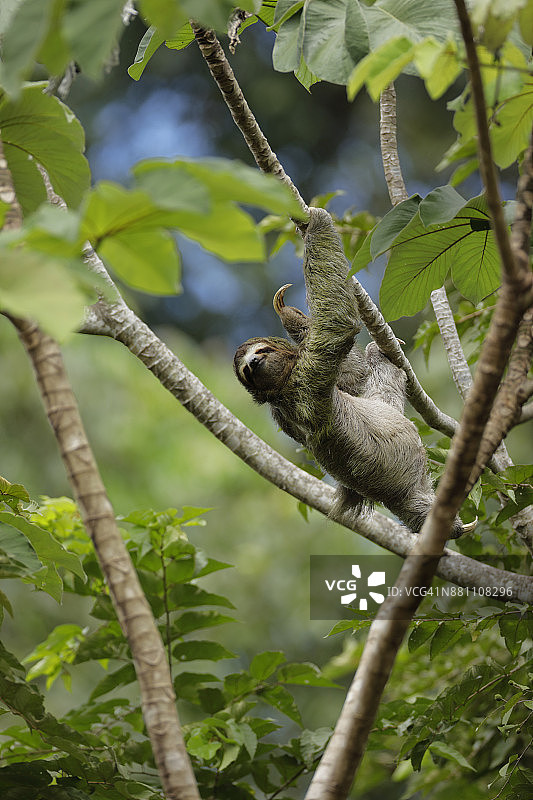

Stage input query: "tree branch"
[
  {"left": 190, "top": 22, "right": 309, "bottom": 220},
  {"left": 0, "top": 138, "right": 200, "bottom": 800},
  {"left": 80, "top": 294, "right": 532, "bottom": 602}
]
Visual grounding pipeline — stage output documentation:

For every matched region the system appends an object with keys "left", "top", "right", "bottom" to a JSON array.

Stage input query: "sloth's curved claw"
[
  {"left": 461, "top": 517, "right": 478, "bottom": 533},
  {"left": 273, "top": 284, "right": 293, "bottom": 316}
]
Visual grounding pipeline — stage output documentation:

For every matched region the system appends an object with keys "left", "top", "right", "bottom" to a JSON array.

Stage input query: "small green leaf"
[
  {"left": 277, "top": 662, "right": 338, "bottom": 687},
  {"left": 128, "top": 26, "right": 166, "bottom": 80},
  {"left": 173, "top": 640, "right": 236, "bottom": 662},
  {"left": 250, "top": 651, "right": 286, "bottom": 680},
  {"left": 219, "top": 742, "right": 240, "bottom": 770},
  {"left": 176, "top": 671, "right": 220, "bottom": 702},
  {"left": 261, "top": 685, "right": 303, "bottom": 725},
  {"left": 172, "top": 611, "right": 236, "bottom": 636},
  {"left": 429, "top": 621, "right": 464, "bottom": 658},
  {"left": 408, "top": 621, "right": 439, "bottom": 652},
  {"left": 0, "top": 513, "right": 85, "bottom": 580},
  {"left": 90, "top": 664, "right": 137, "bottom": 700},
  {"left": 0, "top": 525, "right": 42, "bottom": 577},
  {"left": 429, "top": 740, "right": 476, "bottom": 771},
  {"left": 0, "top": 477, "right": 30, "bottom": 506}
]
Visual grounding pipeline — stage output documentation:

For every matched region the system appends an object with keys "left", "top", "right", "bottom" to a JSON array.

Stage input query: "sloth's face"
[{"left": 234, "top": 338, "right": 296, "bottom": 394}]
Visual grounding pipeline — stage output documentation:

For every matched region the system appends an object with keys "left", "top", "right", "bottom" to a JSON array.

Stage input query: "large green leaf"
[
  {"left": 370, "top": 195, "right": 421, "bottom": 259},
  {"left": 303, "top": 0, "right": 361, "bottom": 85},
  {"left": 134, "top": 158, "right": 305, "bottom": 217},
  {"left": 100, "top": 228, "right": 181, "bottom": 295},
  {"left": 61, "top": 0, "right": 125, "bottom": 77},
  {"left": 0, "top": 0, "right": 54, "bottom": 96},
  {"left": 0, "top": 249, "right": 88, "bottom": 339},
  {"left": 0, "top": 525, "right": 42, "bottom": 578},
  {"left": 131, "top": 158, "right": 305, "bottom": 262},
  {"left": 491, "top": 81, "right": 533, "bottom": 168},
  {"left": 364, "top": 0, "right": 459, "bottom": 51},
  {"left": 82, "top": 183, "right": 181, "bottom": 294},
  {"left": 450, "top": 198, "right": 501, "bottom": 303},
  {"left": 176, "top": 200, "right": 267, "bottom": 261},
  {"left": 380, "top": 194, "right": 501, "bottom": 320},
  {"left": 0, "top": 513, "right": 84, "bottom": 581},
  {"left": 273, "top": 0, "right": 457, "bottom": 87},
  {"left": 272, "top": 0, "right": 305, "bottom": 73},
  {"left": 418, "top": 184, "right": 466, "bottom": 226},
  {"left": 0, "top": 83, "right": 90, "bottom": 210}
]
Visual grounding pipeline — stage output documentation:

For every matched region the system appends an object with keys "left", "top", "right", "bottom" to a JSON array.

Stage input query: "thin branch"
[
  {"left": 191, "top": 22, "right": 309, "bottom": 219},
  {"left": 465, "top": 132, "right": 533, "bottom": 550},
  {"left": 430, "top": 286, "right": 474, "bottom": 398},
  {"left": 348, "top": 281, "right": 459, "bottom": 436},
  {"left": 0, "top": 138, "right": 200, "bottom": 800},
  {"left": 519, "top": 399, "right": 533, "bottom": 423}
]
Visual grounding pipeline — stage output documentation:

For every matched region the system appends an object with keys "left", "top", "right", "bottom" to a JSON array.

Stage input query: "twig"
[
  {"left": 191, "top": 23, "right": 309, "bottom": 219},
  {"left": 0, "top": 138, "right": 200, "bottom": 800}
]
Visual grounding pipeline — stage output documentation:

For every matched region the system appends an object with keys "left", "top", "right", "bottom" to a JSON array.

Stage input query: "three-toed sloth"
[{"left": 234, "top": 207, "right": 463, "bottom": 537}]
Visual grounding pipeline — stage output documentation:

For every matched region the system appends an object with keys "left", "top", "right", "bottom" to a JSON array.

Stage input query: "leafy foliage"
[
  {"left": 0, "top": 497, "right": 339, "bottom": 798},
  {"left": 352, "top": 187, "right": 504, "bottom": 320}
]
